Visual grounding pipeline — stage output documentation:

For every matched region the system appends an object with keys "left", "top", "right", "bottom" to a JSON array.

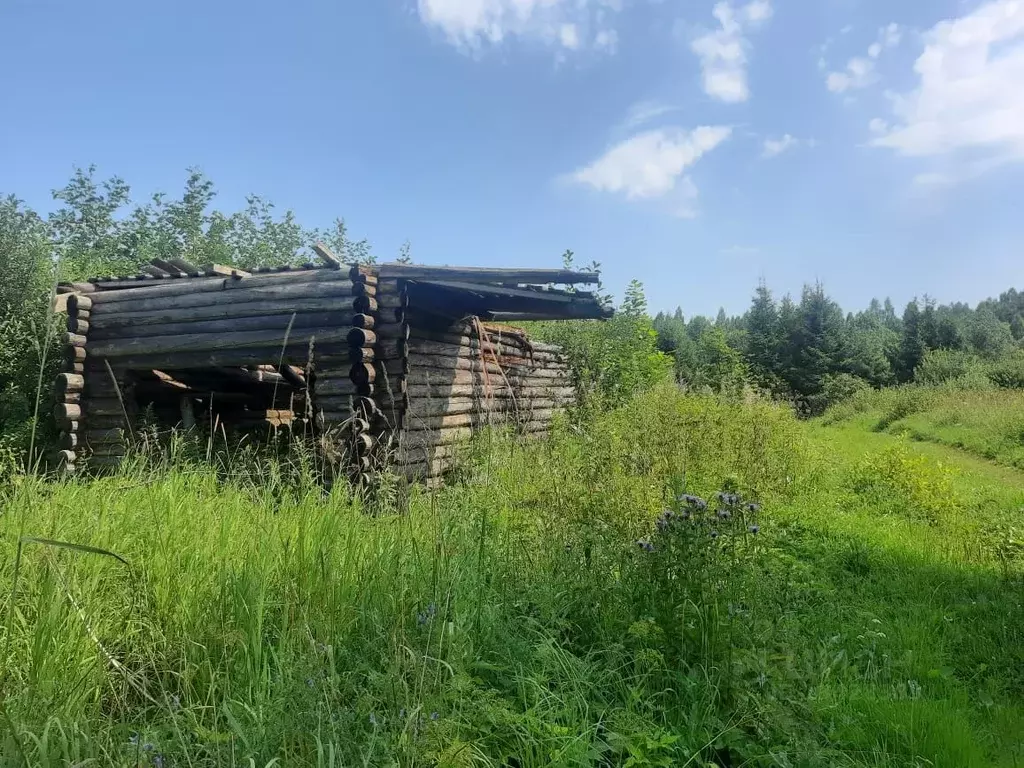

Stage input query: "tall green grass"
[{"left": 2, "top": 385, "right": 1022, "bottom": 766}]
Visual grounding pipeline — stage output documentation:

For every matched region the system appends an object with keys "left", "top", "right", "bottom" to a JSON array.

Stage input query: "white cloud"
[
  {"left": 825, "top": 22, "right": 901, "bottom": 93},
  {"left": 619, "top": 100, "right": 679, "bottom": 132},
  {"left": 417, "top": 0, "right": 621, "bottom": 53},
  {"left": 568, "top": 126, "right": 732, "bottom": 202},
  {"left": 871, "top": 0, "right": 1024, "bottom": 174},
  {"left": 690, "top": 1, "right": 773, "bottom": 103},
  {"left": 559, "top": 23, "right": 580, "bottom": 50},
  {"left": 762, "top": 134, "right": 799, "bottom": 157}
]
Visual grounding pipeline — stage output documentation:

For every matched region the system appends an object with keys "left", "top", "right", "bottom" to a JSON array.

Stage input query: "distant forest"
[{"left": 650, "top": 281, "right": 1024, "bottom": 413}]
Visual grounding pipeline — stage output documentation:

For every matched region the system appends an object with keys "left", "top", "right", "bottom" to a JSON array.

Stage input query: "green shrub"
[
  {"left": 849, "top": 440, "right": 962, "bottom": 525},
  {"left": 984, "top": 351, "right": 1024, "bottom": 389},
  {"left": 915, "top": 349, "right": 987, "bottom": 386}
]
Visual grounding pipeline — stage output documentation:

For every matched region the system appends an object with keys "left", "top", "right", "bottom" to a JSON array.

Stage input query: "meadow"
[{"left": 2, "top": 384, "right": 1022, "bottom": 767}]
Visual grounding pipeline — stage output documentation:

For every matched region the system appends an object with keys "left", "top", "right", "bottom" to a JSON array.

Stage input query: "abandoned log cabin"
[{"left": 52, "top": 253, "right": 611, "bottom": 482}]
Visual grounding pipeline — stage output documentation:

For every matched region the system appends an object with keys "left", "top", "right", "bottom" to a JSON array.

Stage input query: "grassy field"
[{"left": 1, "top": 385, "right": 1022, "bottom": 767}]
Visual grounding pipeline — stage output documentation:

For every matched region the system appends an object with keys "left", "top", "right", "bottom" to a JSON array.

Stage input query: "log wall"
[{"left": 55, "top": 264, "right": 578, "bottom": 484}]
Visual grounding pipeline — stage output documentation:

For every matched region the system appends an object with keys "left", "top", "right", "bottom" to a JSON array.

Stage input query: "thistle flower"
[
  {"left": 153, "top": 755, "right": 164, "bottom": 768},
  {"left": 635, "top": 538, "right": 655, "bottom": 553},
  {"left": 746, "top": 502, "right": 761, "bottom": 513},
  {"left": 716, "top": 509, "right": 731, "bottom": 520},
  {"left": 306, "top": 678, "right": 315, "bottom": 689},
  {"left": 417, "top": 602, "right": 438, "bottom": 626},
  {"left": 749, "top": 524, "right": 760, "bottom": 535},
  {"left": 710, "top": 530, "right": 719, "bottom": 540},
  {"left": 430, "top": 711, "right": 440, "bottom": 721},
  {"left": 143, "top": 743, "right": 154, "bottom": 752}
]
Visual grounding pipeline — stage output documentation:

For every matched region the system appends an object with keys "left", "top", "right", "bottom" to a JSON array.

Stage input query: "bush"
[
  {"left": 915, "top": 349, "right": 988, "bottom": 387},
  {"left": 849, "top": 440, "right": 963, "bottom": 525},
  {"left": 805, "top": 373, "right": 871, "bottom": 415},
  {"left": 984, "top": 352, "right": 1024, "bottom": 389}
]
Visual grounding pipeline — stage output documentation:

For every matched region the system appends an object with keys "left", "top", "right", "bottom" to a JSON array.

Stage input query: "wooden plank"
[
  {"left": 168, "top": 257, "right": 200, "bottom": 275},
  {"left": 141, "top": 264, "right": 171, "bottom": 278},
  {"left": 92, "top": 345, "right": 330, "bottom": 371},
  {"left": 377, "top": 264, "right": 600, "bottom": 284},
  {"left": 312, "top": 241, "right": 342, "bottom": 267},
  {"left": 151, "top": 258, "right": 187, "bottom": 277}
]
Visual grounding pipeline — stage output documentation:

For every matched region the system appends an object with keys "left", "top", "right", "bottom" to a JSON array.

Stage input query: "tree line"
[{"left": 652, "top": 281, "right": 1024, "bottom": 413}]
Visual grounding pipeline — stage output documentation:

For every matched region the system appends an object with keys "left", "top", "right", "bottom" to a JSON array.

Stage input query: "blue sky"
[{"left": 1, "top": 0, "right": 1022, "bottom": 316}]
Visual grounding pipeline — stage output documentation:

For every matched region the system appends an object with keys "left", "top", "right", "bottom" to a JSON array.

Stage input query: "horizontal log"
[
  {"left": 314, "top": 378, "right": 373, "bottom": 397},
  {"left": 91, "top": 281, "right": 365, "bottom": 314},
  {"left": 405, "top": 384, "right": 574, "bottom": 400},
  {"left": 393, "top": 442, "right": 463, "bottom": 463},
  {"left": 352, "top": 313, "right": 376, "bottom": 329},
  {"left": 377, "top": 264, "right": 600, "bottom": 285},
  {"left": 67, "top": 318, "right": 90, "bottom": 335},
  {"left": 79, "top": 415, "right": 124, "bottom": 430},
  {"left": 349, "top": 363, "right": 376, "bottom": 386},
  {"left": 60, "top": 392, "right": 82, "bottom": 405},
  {"left": 401, "top": 411, "right": 522, "bottom": 432},
  {"left": 55, "top": 373, "right": 85, "bottom": 395},
  {"left": 51, "top": 449, "right": 76, "bottom": 467},
  {"left": 347, "top": 328, "right": 377, "bottom": 347},
  {"left": 376, "top": 293, "right": 406, "bottom": 309},
  {"left": 398, "top": 426, "right": 474, "bottom": 450},
  {"left": 57, "top": 282, "right": 97, "bottom": 294},
  {"left": 89, "top": 311, "right": 351, "bottom": 341},
  {"left": 353, "top": 296, "right": 377, "bottom": 314},
  {"left": 67, "top": 295, "right": 93, "bottom": 314},
  {"left": 57, "top": 432, "right": 78, "bottom": 450},
  {"left": 65, "top": 346, "right": 86, "bottom": 365},
  {"left": 88, "top": 297, "right": 370, "bottom": 331},
  {"left": 83, "top": 399, "right": 129, "bottom": 417},
  {"left": 54, "top": 403, "right": 82, "bottom": 423},
  {"left": 403, "top": 398, "right": 561, "bottom": 419},
  {"left": 85, "top": 428, "right": 126, "bottom": 442},
  {"left": 65, "top": 332, "right": 87, "bottom": 347},
  {"left": 87, "top": 327, "right": 351, "bottom": 359},
  {"left": 373, "top": 322, "right": 409, "bottom": 340}
]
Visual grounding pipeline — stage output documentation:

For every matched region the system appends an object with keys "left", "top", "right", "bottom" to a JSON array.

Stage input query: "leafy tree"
[
  {"left": 897, "top": 299, "right": 925, "bottom": 382},
  {"left": 621, "top": 279, "right": 648, "bottom": 318}
]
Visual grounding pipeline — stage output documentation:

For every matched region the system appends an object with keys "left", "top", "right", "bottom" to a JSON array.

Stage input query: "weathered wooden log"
[
  {"left": 376, "top": 293, "right": 406, "bottom": 309},
  {"left": 57, "top": 282, "right": 97, "bottom": 294},
  {"left": 67, "top": 294, "right": 93, "bottom": 314},
  {"left": 353, "top": 296, "right": 377, "bottom": 314},
  {"left": 51, "top": 449, "right": 76, "bottom": 467},
  {"left": 87, "top": 327, "right": 351, "bottom": 359},
  {"left": 404, "top": 398, "right": 560, "bottom": 419},
  {"left": 66, "top": 346, "right": 87, "bottom": 364},
  {"left": 315, "top": 378, "right": 373, "bottom": 396},
  {"left": 399, "top": 426, "right": 474, "bottom": 450},
  {"left": 85, "top": 428, "right": 126, "bottom": 442},
  {"left": 408, "top": 327, "right": 565, "bottom": 362},
  {"left": 88, "top": 297, "right": 367, "bottom": 330},
  {"left": 349, "top": 363, "right": 376, "bottom": 386},
  {"left": 56, "top": 432, "right": 79, "bottom": 450},
  {"left": 82, "top": 398, "right": 131, "bottom": 418},
  {"left": 395, "top": 457, "right": 457, "bottom": 479},
  {"left": 405, "top": 383, "right": 574, "bottom": 399},
  {"left": 88, "top": 311, "right": 350, "bottom": 341},
  {"left": 312, "top": 241, "right": 342, "bottom": 267},
  {"left": 67, "top": 318, "right": 90, "bottom": 335},
  {"left": 54, "top": 403, "right": 82, "bottom": 423},
  {"left": 167, "top": 257, "right": 199, "bottom": 275},
  {"left": 91, "top": 281, "right": 364, "bottom": 314},
  {"left": 149, "top": 258, "right": 188, "bottom": 277},
  {"left": 372, "top": 322, "right": 409, "bottom": 340},
  {"left": 55, "top": 373, "right": 85, "bottom": 396},
  {"left": 401, "top": 411, "right": 520, "bottom": 432},
  {"left": 347, "top": 328, "right": 377, "bottom": 347},
  {"left": 65, "top": 332, "right": 87, "bottom": 348},
  {"left": 60, "top": 392, "right": 82, "bottom": 405},
  {"left": 377, "top": 264, "right": 599, "bottom": 284},
  {"left": 352, "top": 313, "right": 376, "bottom": 329}
]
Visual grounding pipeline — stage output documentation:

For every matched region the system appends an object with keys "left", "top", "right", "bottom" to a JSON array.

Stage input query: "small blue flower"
[
  {"left": 710, "top": 530, "right": 719, "bottom": 539},
  {"left": 129, "top": 733, "right": 139, "bottom": 746},
  {"left": 635, "top": 538, "right": 654, "bottom": 553},
  {"left": 716, "top": 509, "right": 731, "bottom": 520},
  {"left": 143, "top": 743, "right": 154, "bottom": 752},
  {"left": 747, "top": 502, "right": 761, "bottom": 513},
  {"left": 430, "top": 711, "right": 439, "bottom": 721},
  {"left": 306, "top": 678, "right": 315, "bottom": 689},
  {"left": 417, "top": 602, "right": 438, "bottom": 626},
  {"left": 749, "top": 524, "right": 760, "bottom": 535},
  {"left": 153, "top": 755, "right": 164, "bottom": 768}
]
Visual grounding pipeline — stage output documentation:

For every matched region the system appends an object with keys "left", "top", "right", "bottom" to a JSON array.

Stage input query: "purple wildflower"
[
  {"left": 635, "top": 538, "right": 655, "bottom": 553},
  {"left": 747, "top": 502, "right": 761, "bottom": 513},
  {"left": 717, "top": 509, "right": 731, "bottom": 520},
  {"left": 153, "top": 755, "right": 164, "bottom": 768},
  {"left": 749, "top": 524, "right": 760, "bottom": 535},
  {"left": 710, "top": 530, "right": 719, "bottom": 540},
  {"left": 430, "top": 711, "right": 439, "bottom": 721}
]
